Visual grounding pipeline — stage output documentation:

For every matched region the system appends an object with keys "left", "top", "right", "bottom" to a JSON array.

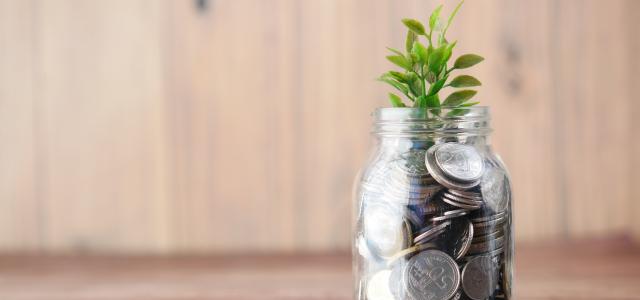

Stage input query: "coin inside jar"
[
  {"left": 404, "top": 249, "right": 460, "bottom": 300},
  {"left": 480, "top": 167, "right": 508, "bottom": 213},
  {"left": 461, "top": 255, "right": 499, "bottom": 300},
  {"left": 433, "top": 143, "right": 484, "bottom": 182},
  {"left": 364, "top": 203, "right": 409, "bottom": 258},
  {"left": 425, "top": 144, "right": 482, "bottom": 190},
  {"left": 367, "top": 270, "right": 395, "bottom": 300}
]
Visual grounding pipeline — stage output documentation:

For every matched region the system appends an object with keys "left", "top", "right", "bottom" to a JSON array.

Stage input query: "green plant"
[{"left": 379, "top": 1, "right": 483, "bottom": 112}]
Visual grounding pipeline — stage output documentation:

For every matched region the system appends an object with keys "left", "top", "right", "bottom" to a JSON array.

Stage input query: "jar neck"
[{"left": 372, "top": 107, "right": 491, "bottom": 136}]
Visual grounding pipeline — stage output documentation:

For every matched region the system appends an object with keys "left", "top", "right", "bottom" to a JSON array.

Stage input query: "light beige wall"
[{"left": 0, "top": 0, "right": 638, "bottom": 254}]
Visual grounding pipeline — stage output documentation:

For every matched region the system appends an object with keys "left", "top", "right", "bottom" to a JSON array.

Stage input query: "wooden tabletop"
[{"left": 0, "top": 238, "right": 639, "bottom": 300}]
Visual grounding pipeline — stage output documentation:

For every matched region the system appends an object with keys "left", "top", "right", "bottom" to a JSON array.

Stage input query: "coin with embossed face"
[
  {"left": 425, "top": 145, "right": 480, "bottom": 190},
  {"left": 433, "top": 143, "right": 484, "bottom": 182},
  {"left": 404, "top": 249, "right": 460, "bottom": 300},
  {"left": 481, "top": 167, "right": 508, "bottom": 213},
  {"left": 462, "top": 255, "right": 499, "bottom": 300}
]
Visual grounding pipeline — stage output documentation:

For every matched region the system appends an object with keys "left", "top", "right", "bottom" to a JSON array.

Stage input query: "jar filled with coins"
[{"left": 353, "top": 107, "right": 513, "bottom": 300}]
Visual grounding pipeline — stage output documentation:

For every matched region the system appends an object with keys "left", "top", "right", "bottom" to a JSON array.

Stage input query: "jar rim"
[
  {"left": 373, "top": 106, "right": 490, "bottom": 121},
  {"left": 372, "top": 106, "right": 492, "bottom": 136}
]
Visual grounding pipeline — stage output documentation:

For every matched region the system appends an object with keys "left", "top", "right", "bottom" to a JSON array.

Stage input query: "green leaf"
[
  {"left": 443, "top": 90, "right": 477, "bottom": 106},
  {"left": 428, "top": 75, "right": 449, "bottom": 95},
  {"left": 402, "top": 19, "right": 427, "bottom": 36},
  {"left": 388, "top": 71, "right": 407, "bottom": 83},
  {"left": 412, "top": 41, "right": 429, "bottom": 64},
  {"left": 386, "top": 47, "right": 404, "bottom": 57},
  {"left": 379, "top": 76, "right": 409, "bottom": 95},
  {"left": 428, "top": 45, "right": 446, "bottom": 74},
  {"left": 405, "top": 31, "right": 417, "bottom": 53},
  {"left": 446, "top": 102, "right": 478, "bottom": 117},
  {"left": 387, "top": 55, "right": 412, "bottom": 70},
  {"left": 462, "top": 101, "right": 480, "bottom": 107},
  {"left": 429, "top": 5, "right": 443, "bottom": 31},
  {"left": 449, "top": 75, "right": 481, "bottom": 87},
  {"left": 415, "top": 95, "right": 426, "bottom": 108},
  {"left": 406, "top": 73, "right": 423, "bottom": 97},
  {"left": 425, "top": 94, "right": 440, "bottom": 108},
  {"left": 443, "top": 41, "right": 457, "bottom": 65},
  {"left": 388, "top": 93, "right": 406, "bottom": 107},
  {"left": 453, "top": 54, "right": 484, "bottom": 69},
  {"left": 443, "top": 0, "right": 464, "bottom": 37}
]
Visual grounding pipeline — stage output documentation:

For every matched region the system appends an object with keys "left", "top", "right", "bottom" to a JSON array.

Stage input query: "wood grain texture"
[
  {"left": 0, "top": 0, "right": 638, "bottom": 253},
  {"left": 35, "top": 0, "right": 171, "bottom": 253},
  {"left": 0, "top": 238, "right": 638, "bottom": 300},
  {"left": 0, "top": 0, "right": 40, "bottom": 251}
]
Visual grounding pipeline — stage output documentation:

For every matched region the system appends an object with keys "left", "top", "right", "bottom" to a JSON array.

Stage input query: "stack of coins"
[{"left": 358, "top": 142, "right": 512, "bottom": 300}]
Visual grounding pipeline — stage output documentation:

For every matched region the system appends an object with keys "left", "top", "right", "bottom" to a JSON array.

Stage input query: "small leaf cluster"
[{"left": 379, "top": 1, "right": 484, "bottom": 112}]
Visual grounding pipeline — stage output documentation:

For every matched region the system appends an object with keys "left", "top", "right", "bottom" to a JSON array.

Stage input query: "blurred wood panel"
[
  {"left": 0, "top": 0, "right": 40, "bottom": 251},
  {"left": 0, "top": 0, "right": 638, "bottom": 253},
  {"left": 35, "top": 0, "right": 171, "bottom": 253}
]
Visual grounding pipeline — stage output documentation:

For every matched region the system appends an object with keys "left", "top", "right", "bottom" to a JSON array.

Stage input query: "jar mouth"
[
  {"left": 372, "top": 107, "right": 492, "bottom": 136},
  {"left": 373, "top": 106, "right": 490, "bottom": 121}
]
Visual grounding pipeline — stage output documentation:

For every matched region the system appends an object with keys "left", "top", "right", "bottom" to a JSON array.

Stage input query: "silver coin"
[
  {"left": 367, "top": 270, "right": 395, "bottom": 300},
  {"left": 435, "top": 218, "right": 474, "bottom": 260},
  {"left": 433, "top": 143, "right": 484, "bottom": 182},
  {"left": 468, "top": 236, "right": 505, "bottom": 254},
  {"left": 425, "top": 148, "right": 480, "bottom": 190},
  {"left": 364, "top": 203, "right": 409, "bottom": 258},
  {"left": 471, "top": 211, "right": 507, "bottom": 223},
  {"left": 394, "top": 149, "right": 430, "bottom": 177},
  {"left": 404, "top": 250, "right": 460, "bottom": 300},
  {"left": 461, "top": 256, "right": 499, "bottom": 300},
  {"left": 481, "top": 167, "right": 508, "bottom": 213},
  {"left": 472, "top": 229, "right": 504, "bottom": 243},
  {"left": 448, "top": 189, "right": 483, "bottom": 201},
  {"left": 413, "top": 221, "right": 451, "bottom": 245},
  {"left": 472, "top": 215, "right": 507, "bottom": 229},
  {"left": 430, "top": 209, "right": 469, "bottom": 222},
  {"left": 464, "top": 247, "right": 504, "bottom": 261},
  {"left": 442, "top": 196, "right": 482, "bottom": 210},
  {"left": 389, "top": 262, "right": 407, "bottom": 300},
  {"left": 443, "top": 192, "right": 484, "bottom": 206}
]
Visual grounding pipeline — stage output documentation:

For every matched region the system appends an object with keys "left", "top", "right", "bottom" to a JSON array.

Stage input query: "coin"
[
  {"left": 386, "top": 243, "right": 437, "bottom": 267},
  {"left": 433, "top": 143, "right": 484, "bottom": 182},
  {"left": 471, "top": 211, "right": 507, "bottom": 223},
  {"left": 472, "top": 229, "right": 504, "bottom": 243},
  {"left": 425, "top": 146, "right": 480, "bottom": 190},
  {"left": 367, "top": 270, "right": 395, "bottom": 300},
  {"left": 448, "top": 189, "right": 483, "bottom": 201},
  {"left": 468, "top": 236, "right": 505, "bottom": 255},
  {"left": 435, "top": 218, "right": 474, "bottom": 260},
  {"left": 430, "top": 209, "right": 469, "bottom": 222},
  {"left": 481, "top": 167, "right": 508, "bottom": 213},
  {"left": 442, "top": 192, "right": 483, "bottom": 206},
  {"left": 413, "top": 221, "right": 451, "bottom": 245},
  {"left": 364, "top": 203, "right": 409, "bottom": 258},
  {"left": 442, "top": 196, "right": 482, "bottom": 210},
  {"left": 461, "top": 255, "right": 499, "bottom": 300},
  {"left": 404, "top": 250, "right": 460, "bottom": 300},
  {"left": 388, "top": 262, "right": 406, "bottom": 300}
]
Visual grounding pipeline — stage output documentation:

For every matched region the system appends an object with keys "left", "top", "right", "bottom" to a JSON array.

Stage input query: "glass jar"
[{"left": 353, "top": 107, "right": 513, "bottom": 300}]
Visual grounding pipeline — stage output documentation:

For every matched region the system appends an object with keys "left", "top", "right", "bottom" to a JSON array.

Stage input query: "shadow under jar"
[{"left": 353, "top": 107, "right": 513, "bottom": 300}]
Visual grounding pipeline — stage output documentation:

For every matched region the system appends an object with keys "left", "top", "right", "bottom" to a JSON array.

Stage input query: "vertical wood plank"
[
  {"left": 37, "top": 0, "right": 171, "bottom": 253},
  {"left": 554, "top": 0, "right": 633, "bottom": 238},
  {"left": 0, "top": 0, "right": 40, "bottom": 252},
  {"left": 165, "top": 0, "right": 300, "bottom": 252}
]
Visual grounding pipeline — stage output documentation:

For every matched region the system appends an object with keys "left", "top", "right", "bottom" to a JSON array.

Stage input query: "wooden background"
[{"left": 0, "top": 0, "right": 638, "bottom": 254}]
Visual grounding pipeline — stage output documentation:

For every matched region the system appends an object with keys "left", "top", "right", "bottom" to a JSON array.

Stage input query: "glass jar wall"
[{"left": 353, "top": 107, "right": 513, "bottom": 300}]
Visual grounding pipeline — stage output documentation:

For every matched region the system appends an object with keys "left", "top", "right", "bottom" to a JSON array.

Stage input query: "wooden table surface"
[{"left": 0, "top": 238, "right": 639, "bottom": 300}]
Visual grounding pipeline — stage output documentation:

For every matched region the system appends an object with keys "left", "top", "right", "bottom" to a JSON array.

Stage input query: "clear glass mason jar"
[{"left": 353, "top": 107, "right": 513, "bottom": 300}]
